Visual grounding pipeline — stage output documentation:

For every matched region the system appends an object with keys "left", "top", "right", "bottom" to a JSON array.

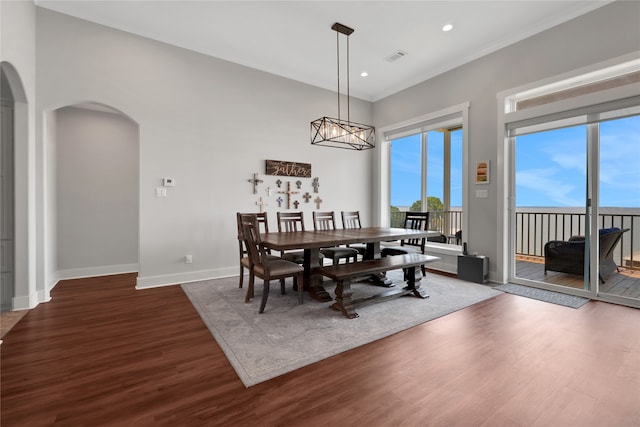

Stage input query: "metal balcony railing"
[
  {"left": 389, "top": 208, "right": 639, "bottom": 270},
  {"left": 389, "top": 209, "right": 462, "bottom": 242},
  {"left": 515, "top": 208, "right": 638, "bottom": 270}
]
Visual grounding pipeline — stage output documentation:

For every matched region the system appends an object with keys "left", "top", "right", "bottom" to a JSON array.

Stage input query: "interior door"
[{"left": 1, "top": 101, "right": 15, "bottom": 311}]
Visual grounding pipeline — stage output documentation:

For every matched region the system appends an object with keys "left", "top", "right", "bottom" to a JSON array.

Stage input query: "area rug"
[
  {"left": 181, "top": 271, "right": 501, "bottom": 387},
  {"left": 494, "top": 283, "right": 590, "bottom": 308},
  {"left": 0, "top": 309, "right": 29, "bottom": 339}
]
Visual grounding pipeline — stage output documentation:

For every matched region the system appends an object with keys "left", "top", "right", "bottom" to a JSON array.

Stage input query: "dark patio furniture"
[{"left": 544, "top": 227, "right": 629, "bottom": 283}]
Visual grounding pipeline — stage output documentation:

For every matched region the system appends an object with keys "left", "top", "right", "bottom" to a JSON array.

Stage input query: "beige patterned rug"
[
  {"left": 182, "top": 271, "right": 502, "bottom": 387},
  {"left": 1, "top": 310, "right": 29, "bottom": 340}
]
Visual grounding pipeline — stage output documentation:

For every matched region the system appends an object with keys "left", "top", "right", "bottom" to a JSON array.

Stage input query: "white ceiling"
[{"left": 35, "top": 0, "right": 612, "bottom": 102}]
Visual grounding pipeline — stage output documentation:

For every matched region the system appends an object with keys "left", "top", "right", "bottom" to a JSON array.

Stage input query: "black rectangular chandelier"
[{"left": 310, "top": 23, "right": 376, "bottom": 151}]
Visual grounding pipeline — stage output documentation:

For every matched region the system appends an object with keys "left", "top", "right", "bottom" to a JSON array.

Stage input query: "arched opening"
[{"left": 53, "top": 102, "right": 140, "bottom": 281}]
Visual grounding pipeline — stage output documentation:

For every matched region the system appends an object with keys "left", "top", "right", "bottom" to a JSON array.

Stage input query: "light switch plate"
[
  {"left": 156, "top": 187, "right": 167, "bottom": 197},
  {"left": 476, "top": 189, "right": 488, "bottom": 198}
]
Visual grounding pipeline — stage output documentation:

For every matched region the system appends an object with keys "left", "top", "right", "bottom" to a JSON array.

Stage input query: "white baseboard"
[
  {"left": 135, "top": 266, "right": 237, "bottom": 290},
  {"left": 57, "top": 263, "right": 139, "bottom": 281},
  {"left": 12, "top": 291, "right": 39, "bottom": 310}
]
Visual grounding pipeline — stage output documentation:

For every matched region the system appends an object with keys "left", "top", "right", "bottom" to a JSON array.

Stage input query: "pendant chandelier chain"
[
  {"left": 335, "top": 28, "right": 352, "bottom": 124},
  {"left": 336, "top": 29, "right": 340, "bottom": 123},
  {"left": 310, "top": 22, "right": 375, "bottom": 150}
]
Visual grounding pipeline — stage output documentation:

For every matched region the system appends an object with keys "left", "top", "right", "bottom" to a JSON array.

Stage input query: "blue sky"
[
  {"left": 516, "top": 115, "right": 639, "bottom": 208},
  {"left": 391, "top": 115, "right": 639, "bottom": 208},
  {"left": 390, "top": 131, "right": 463, "bottom": 207}
]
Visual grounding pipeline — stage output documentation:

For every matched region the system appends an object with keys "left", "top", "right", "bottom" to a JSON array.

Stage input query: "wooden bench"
[{"left": 317, "top": 253, "right": 440, "bottom": 318}]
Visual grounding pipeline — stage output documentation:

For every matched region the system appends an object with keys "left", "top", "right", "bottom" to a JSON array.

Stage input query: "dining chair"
[
  {"left": 240, "top": 214, "right": 304, "bottom": 313},
  {"left": 276, "top": 211, "right": 324, "bottom": 265},
  {"left": 381, "top": 211, "right": 430, "bottom": 275},
  {"left": 454, "top": 229, "right": 462, "bottom": 245},
  {"left": 313, "top": 211, "right": 358, "bottom": 265},
  {"left": 236, "top": 212, "right": 279, "bottom": 289},
  {"left": 340, "top": 210, "right": 367, "bottom": 257}
]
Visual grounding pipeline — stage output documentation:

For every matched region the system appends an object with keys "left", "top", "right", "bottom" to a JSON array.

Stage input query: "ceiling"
[{"left": 35, "top": 1, "right": 612, "bottom": 102}]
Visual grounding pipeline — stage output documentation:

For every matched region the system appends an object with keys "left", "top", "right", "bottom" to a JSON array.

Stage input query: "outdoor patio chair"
[{"left": 544, "top": 227, "right": 629, "bottom": 283}]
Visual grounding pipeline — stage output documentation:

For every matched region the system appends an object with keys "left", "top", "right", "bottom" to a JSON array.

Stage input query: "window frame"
[
  {"left": 496, "top": 51, "right": 640, "bottom": 295},
  {"left": 374, "top": 102, "right": 470, "bottom": 239}
]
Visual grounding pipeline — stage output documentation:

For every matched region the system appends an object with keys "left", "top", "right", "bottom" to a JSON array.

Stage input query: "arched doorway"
[{"left": 54, "top": 103, "right": 139, "bottom": 280}]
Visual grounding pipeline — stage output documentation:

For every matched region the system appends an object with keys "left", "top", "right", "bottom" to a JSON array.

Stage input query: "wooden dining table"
[{"left": 261, "top": 227, "right": 440, "bottom": 302}]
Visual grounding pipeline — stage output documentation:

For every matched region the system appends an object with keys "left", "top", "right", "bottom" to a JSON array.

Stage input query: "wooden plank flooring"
[
  {"left": 1, "top": 273, "right": 639, "bottom": 426},
  {"left": 516, "top": 256, "right": 640, "bottom": 298}
]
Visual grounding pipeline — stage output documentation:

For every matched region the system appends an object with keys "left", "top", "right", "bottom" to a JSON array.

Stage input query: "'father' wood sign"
[{"left": 265, "top": 160, "right": 311, "bottom": 178}]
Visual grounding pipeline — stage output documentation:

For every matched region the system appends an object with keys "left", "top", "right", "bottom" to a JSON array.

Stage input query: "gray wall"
[
  {"left": 36, "top": 7, "right": 373, "bottom": 288},
  {"left": 56, "top": 106, "right": 139, "bottom": 275},
  {"left": 4, "top": 1, "right": 639, "bottom": 304},
  {"left": 0, "top": 0, "right": 38, "bottom": 309},
  {"left": 372, "top": 1, "right": 640, "bottom": 279}
]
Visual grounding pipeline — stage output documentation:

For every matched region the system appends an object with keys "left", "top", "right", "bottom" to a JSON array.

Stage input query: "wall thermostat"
[{"left": 163, "top": 178, "right": 175, "bottom": 187}]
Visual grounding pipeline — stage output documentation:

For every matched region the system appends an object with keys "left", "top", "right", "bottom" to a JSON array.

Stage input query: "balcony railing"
[
  {"left": 389, "top": 207, "right": 639, "bottom": 270},
  {"left": 389, "top": 209, "right": 462, "bottom": 241},
  {"left": 515, "top": 208, "right": 638, "bottom": 270}
]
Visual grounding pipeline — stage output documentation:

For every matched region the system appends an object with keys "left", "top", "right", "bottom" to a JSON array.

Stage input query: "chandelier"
[{"left": 311, "top": 23, "right": 376, "bottom": 150}]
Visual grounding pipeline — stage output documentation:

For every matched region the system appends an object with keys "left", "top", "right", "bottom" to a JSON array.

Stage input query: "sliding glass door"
[
  {"left": 511, "top": 113, "right": 640, "bottom": 305},
  {"left": 597, "top": 115, "right": 640, "bottom": 302},
  {"left": 513, "top": 124, "right": 590, "bottom": 292}
]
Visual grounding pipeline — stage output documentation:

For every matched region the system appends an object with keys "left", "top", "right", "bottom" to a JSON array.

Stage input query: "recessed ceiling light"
[
  {"left": 360, "top": 71, "right": 369, "bottom": 77},
  {"left": 442, "top": 24, "right": 454, "bottom": 32}
]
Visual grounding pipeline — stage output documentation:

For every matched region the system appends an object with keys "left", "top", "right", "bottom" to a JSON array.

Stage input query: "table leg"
[
  {"left": 404, "top": 266, "right": 429, "bottom": 299},
  {"left": 303, "top": 248, "right": 332, "bottom": 302},
  {"left": 364, "top": 242, "right": 394, "bottom": 287},
  {"left": 330, "top": 279, "right": 359, "bottom": 319}
]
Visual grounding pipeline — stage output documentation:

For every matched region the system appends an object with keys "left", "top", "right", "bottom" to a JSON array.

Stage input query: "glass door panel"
[
  {"left": 597, "top": 115, "right": 640, "bottom": 302},
  {"left": 513, "top": 124, "right": 590, "bottom": 291}
]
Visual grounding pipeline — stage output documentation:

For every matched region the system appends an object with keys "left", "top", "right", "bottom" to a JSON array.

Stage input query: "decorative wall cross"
[
  {"left": 256, "top": 197, "right": 267, "bottom": 213},
  {"left": 276, "top": 196, "right": 284, "bottom": 208},
  {"left": 276, "top": 179, "right": 283, "bottom": 188},
  {"left": 293, "top": 200, "right": 300, "bottom": 209},
  {"left": 312, "top": 177, "right": 320, "bottom": 193},
  {"left": 266, "top": 186, "right": 273, "bottom": 196},
  {"left": 278, "top": 181, "right": 299, "bottom": 210},
  {"left": 314, "top": 196, "right": 323, "bottom": 209},
  {"left": 303, "top": 192, "right": 311, "bottom": 203},
  {"left": 248, "top": 173, "right": 263, "bottom": 194},
  {"left": 295, "top": 180, "right": 302, "bottom": 189}
]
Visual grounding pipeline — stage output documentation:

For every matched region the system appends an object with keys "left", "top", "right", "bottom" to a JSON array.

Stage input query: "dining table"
[{"left": 261, "top": 227, "right": 440, "bottom": 302}]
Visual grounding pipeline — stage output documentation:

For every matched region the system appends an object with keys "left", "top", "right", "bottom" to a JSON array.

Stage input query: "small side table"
[{"left": 457, "top": 254, "right": 489, "bottom": 284}]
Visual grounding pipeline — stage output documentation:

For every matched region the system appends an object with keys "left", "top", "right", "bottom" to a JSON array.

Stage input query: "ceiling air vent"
[{"left": 385, "top": 50, "right": 408, "bottom": 62}]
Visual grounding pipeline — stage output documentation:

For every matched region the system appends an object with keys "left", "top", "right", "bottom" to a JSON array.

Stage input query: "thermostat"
[{"left": 163, "top": 178, "right": 175, "bottom": 187}]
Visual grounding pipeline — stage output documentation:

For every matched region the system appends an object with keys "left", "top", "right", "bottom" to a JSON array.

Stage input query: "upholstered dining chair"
[
  {"left": 381, "top": 211, "right": 430, "bottom": 275},
  {"left": 236, "top": 212, "right": 280, "bottom": 289},
  {"left": 313, "top": 211, "right": 359, "bottom": 265},
  {"left": 276, "top": 211, "right": 324, "bottom": 265},
  {"left": 240, "top": 214, "right": 304, "bottom": 313},
  {"left": 340, "top": 210, "right": 367, "bottom": 257}
]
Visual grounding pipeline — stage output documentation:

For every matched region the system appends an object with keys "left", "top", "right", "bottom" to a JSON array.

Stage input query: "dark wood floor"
[
  {"left": 516, "top": 256, "right": 640, "bottom": 299},
  {"left": 2, "top": 273, "right": 639, "bottom": 426}
]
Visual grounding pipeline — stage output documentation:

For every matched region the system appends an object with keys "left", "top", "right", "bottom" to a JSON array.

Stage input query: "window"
[{"left": 381, "top": 104, "right": 469, "bottom": 243}]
